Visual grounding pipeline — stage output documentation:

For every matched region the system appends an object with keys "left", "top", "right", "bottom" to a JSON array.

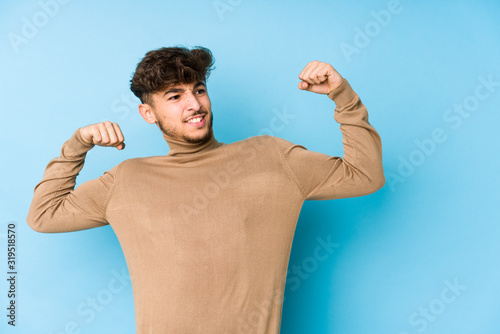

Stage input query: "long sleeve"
[
  {"left": 26, "top": 129, "right": 118, "bottom": 233},
  {"left": 270, "top": 78, "right": 385, "bottom": 200}
]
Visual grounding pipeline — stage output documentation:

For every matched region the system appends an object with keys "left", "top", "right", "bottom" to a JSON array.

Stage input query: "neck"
[{"left": 163, "top": 128, "right": 221, "bottom": 156}]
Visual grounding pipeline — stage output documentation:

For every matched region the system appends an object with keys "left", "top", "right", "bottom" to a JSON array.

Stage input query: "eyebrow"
[{"left": 163, "top": 82, "right": 206, "bottom": 97}]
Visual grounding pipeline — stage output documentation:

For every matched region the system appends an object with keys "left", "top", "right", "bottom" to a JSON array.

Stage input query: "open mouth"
[{"left": 186, "top": 114, "right": 206, "bottom": 126}]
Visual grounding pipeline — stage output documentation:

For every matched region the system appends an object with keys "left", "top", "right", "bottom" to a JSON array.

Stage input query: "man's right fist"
[{"left": 79, "top": 121, "right": 125, "bottom": 150}]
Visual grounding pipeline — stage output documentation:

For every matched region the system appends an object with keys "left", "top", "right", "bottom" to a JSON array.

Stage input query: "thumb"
[
  {"left": 117, "top": 142, "right": 126, "bottom": 150},
  {"left": 298, "top": 81, "right": 310, "bottom": 90}
]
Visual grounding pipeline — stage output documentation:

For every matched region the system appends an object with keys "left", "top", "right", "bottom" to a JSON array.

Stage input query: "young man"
[{"left": 27, "top": 46, "right": 385, "bottom": 333}]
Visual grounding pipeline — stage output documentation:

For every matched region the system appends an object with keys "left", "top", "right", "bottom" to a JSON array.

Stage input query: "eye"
[
  {"left": 168, "top": 95, "right": 181, "bottom": 100},
  {"left": 195, "top": 88, "right": 206, "bottom": 95}
]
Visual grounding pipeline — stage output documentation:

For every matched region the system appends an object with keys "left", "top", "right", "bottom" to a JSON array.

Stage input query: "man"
[{"left": 27, "top": 46, "right": 385, "bottom": 333}]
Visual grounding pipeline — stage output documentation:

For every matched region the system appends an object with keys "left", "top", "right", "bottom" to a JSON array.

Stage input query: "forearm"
[
  {"left": 26, "top": 129, "right": 107, "bottom": 233},
  {"left": 327, "top": 78, "right": 385, "bottom": 196}
]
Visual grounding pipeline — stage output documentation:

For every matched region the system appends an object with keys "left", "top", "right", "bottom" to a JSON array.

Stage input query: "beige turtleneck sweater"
[{"left": 27, "top": 78, "right": 384, "bottom": 334}]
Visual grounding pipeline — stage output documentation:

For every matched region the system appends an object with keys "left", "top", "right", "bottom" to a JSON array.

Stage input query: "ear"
[{"left": 138, "top": 103, "right": 157, "bottom": 124}]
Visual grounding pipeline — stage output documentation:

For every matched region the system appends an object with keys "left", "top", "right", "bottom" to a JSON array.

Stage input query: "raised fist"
[
  {"left": 79, "top": 121, "right": 125, "bottom": 150},
  {"left": 298, "top": 60, "right": 344, "bottom": 95}
]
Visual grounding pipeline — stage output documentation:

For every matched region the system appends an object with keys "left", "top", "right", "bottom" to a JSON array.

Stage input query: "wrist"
[
  {"left": 327, "top": 78, "right": 357, "bottom": 108},
  {"left": 327, "top": 77, "right": 344, "bottom": 94},
  {"left": 74, "top": 128, "right": 95, "bottom": 149},
  {"left": 78, "top": 128, "right": 93, "bottom": 146}
]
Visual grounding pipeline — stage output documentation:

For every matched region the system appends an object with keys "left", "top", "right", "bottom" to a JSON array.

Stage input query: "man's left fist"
[{"left": 298, "top": 61, "right": 343, "bottom": 95}]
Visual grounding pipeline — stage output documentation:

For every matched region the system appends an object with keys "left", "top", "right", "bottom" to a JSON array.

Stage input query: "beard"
[{"left": 157, "top": 111, "right": 214, "bottom": 144}]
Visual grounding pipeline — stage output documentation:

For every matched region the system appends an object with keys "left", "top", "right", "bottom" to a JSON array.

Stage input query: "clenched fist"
[
  {"left": 298, "top": 61, "right": 344, "bottom": 95},
  {"left": 79, "top": 121, "right": 125, "bottom": 150}
]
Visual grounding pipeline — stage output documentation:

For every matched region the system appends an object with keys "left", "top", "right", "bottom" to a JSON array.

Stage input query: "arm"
[
  {"left": 27, "top": 122, "right": 125, "bottom": 233},
  {"left": 271, "top": 61, "right": 385, "bottom": 200}
]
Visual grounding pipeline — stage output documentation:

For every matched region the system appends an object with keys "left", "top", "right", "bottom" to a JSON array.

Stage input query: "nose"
[{"left": 185, "top": 91, "right": 201, "bottom": 111}]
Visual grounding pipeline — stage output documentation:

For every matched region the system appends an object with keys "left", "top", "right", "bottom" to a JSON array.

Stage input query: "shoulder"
[
  {"left": 228, "top": 134, "right": 294, "bottom": 150},
  {"left": 220, "top": 135, "right": 279, "bottom": 156},
  {"left": 226, "top": 135, "right": 307, "bottom": 160},
  {"left": 251, "top": 135, "right": 304, "bottom": 152},
  {"left": 110, "top": 155, "right": 164, "bottom": 173}
]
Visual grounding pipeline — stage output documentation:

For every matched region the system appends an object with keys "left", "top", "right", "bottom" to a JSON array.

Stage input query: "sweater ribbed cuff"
[
  {"left": 63, "top": 129, "right": 95, "bottom": 158},
  {"left": 327, "top": 78, "right": 358, "bottom": 109}
]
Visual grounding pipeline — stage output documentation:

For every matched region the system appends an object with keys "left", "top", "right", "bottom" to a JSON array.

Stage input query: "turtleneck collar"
[{"left": 163, "top": 128, "right": 222, "bottom": 157}]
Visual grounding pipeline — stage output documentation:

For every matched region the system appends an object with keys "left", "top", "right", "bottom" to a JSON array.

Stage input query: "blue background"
[{"left": 1, "top": 0, "right": 499, "bottom": 333}]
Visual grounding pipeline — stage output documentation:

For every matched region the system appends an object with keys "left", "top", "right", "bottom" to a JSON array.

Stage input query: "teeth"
[{"left": 187, "top": 116, "right": 203, "bottom": 123}]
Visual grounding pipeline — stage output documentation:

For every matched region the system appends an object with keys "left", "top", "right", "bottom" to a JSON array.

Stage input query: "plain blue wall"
[{"left": 1, "top": 0, "right": 499, "bottom": 333}]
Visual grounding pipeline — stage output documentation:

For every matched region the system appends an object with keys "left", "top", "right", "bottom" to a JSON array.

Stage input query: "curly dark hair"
[{"left": 130, "top": 46, "right": 215, "bottom": 105}]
